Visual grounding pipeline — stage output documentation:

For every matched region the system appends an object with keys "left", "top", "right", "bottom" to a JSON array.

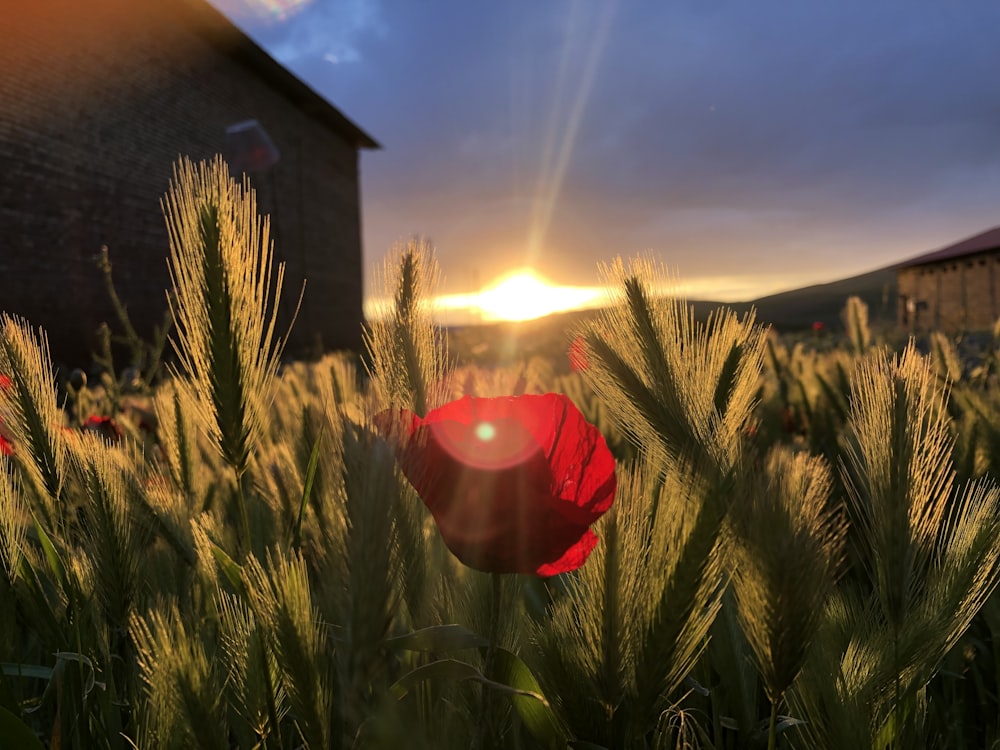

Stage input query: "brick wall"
[
  {"left": 1, "top": 0, "right": 367, "bottom": 367},
  {"left": 897, "top": 251, "right": 1000, "bottom": 331}
]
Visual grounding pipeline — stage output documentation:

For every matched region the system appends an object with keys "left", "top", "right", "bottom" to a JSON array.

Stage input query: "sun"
[
  {"left": 474, "top": 270, "right": 606, "bottom": 322},
  {"left": 424, "top": 268, "right": 610, "bottom": 324}
]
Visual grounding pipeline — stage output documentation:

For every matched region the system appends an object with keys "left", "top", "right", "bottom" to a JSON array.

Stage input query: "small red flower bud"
[
  {"left": 82, "top": 415, "right": 123, "bottom": 442},
  {"left": 568, "top": 337, "right": 590, "bottom": 372}
]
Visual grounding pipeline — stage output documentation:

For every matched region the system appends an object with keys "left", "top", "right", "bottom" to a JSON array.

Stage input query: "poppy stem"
[{"left": 473, "top": 573, "right": 504, "bottom": 750}]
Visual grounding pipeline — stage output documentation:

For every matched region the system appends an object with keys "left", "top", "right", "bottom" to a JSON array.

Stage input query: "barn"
[
  {"left": 1, "top": 0, "right": 379, "bottom": 368},
  {"left": 897, "top": 226, "right": 1000, "bottom": 332}
]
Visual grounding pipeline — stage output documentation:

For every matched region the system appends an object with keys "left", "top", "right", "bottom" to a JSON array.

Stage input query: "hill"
[
  {"left": 691, "top": 264, "right": 898, "bottom": 332},
  {"left": 446, "top": 264, "right": 899, "bottom": 366}
]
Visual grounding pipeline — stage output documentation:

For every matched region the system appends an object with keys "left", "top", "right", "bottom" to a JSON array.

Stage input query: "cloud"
[
  {"left": 222, "top": 0, "right": 384, "bottom": 66},
  {"left": 211, "top": 0, "right": 314, "bottom": 25}
]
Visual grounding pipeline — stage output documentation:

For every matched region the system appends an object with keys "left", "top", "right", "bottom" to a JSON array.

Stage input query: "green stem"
[
  {"left": 767, "top": 698, "right": 778, "bottom": 750},
  {"left": 259, "top": 636, "right": 286, "bottom": 750},
  {"left": 236, "top": 470, "right": 253, "bottom": 560},
  {"left": 474, "top": 574, "right": 504, "bottom": 750},
  {"left": 601, "top": 510, "right": 622, "bottom": 748},
  {"left": 892, "top": 620, "right": 901, "bottom": 750}
]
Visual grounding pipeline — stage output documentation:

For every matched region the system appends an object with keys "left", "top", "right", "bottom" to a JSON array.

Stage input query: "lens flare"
[
  {"left": 430, "top": 417, "right": 539, "bottom": 471},
  {"left": 475, "top": 422, "right": 497, "bottom": 441}
]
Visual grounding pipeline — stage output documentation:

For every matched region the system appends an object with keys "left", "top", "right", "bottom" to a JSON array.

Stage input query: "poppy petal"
[
  {"left": 377, "top": 393, "right": 616, "bottom": 576},
  {"left": 536, "top": 529, "right": 600, "bottom": 577}
]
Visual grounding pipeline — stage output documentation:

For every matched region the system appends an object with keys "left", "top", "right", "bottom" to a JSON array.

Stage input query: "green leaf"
[
  {"left": 292, "top": 428, "right": 324, "bottom": 551},
  {"left": 0, "top": 705, "right": 45, "bottom": 750},
  {"left": 387, "top": 625, "right": 489, "bottom": 653},
  {"left": 0, "top": 670, "right": 21, "bottom": 716},
  {"left": 32, "top": 521, "right": 66, "bottom": 594},
  {"left": 774, "top": 715, "right": 807, "bottom": 734},
  {"left": 210, "top": 542, "right": 244, "bottom": 592},
  {"left": 390, "top": 658, "right": 482, "bottom": 699},
  {"left": 492, "top": 648, "right": 568, "bottom": 750},
  {"left": 0, "top": 664, "right": 53, "bottom": 681},
  {"left": 390, "top": 652, "right": 560, "bottom": 747}
]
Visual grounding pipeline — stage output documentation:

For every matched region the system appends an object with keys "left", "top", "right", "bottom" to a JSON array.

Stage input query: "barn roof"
[
  {"left": 177, "top": 0, "right": 380, "bottom": 150},
  {"left": 899, "top": 226, "right": 1000, "bottom": 269}
]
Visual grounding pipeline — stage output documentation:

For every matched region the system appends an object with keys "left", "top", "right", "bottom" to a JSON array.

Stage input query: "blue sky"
[{"left": 212, "top": 0, "right": 1000, "bottom": 301}]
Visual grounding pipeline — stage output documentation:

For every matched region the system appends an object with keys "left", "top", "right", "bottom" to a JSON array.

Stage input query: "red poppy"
[
  {"left": 82, "top": 415, "right": 123, "bottom": 442},
  {"left": 812, "top": 321, "right": 825, "bottom": 332},
  {"left": 0, "top": 375, "right": 13, "bottom": 455},
  {"left": 568, "top": 337, "right": 590, "bottom": 372},
  {"left": 378, "top": 393, "right": 616, "bottom": 576},
  {"left": 780, "top": 406, "right": 798, "bottom": 435}
]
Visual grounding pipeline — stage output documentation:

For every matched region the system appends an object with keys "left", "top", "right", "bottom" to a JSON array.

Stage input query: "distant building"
[
  {"left": 897, "top": 227, "right": 1000, "bottom": 331},
  {"left": 1, "top": 0, "right": 379, "bottom": 366}
]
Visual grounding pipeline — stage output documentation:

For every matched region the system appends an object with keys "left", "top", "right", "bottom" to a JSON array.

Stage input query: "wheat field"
[{"left": 2, "top": 158, "right": 1000, "bottom": 749}]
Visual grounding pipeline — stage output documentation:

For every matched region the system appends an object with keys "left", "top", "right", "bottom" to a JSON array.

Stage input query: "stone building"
[
  {"left": 1, "top": 0, "right": 378, "bottom": 367},
  {"left": 897, "top": 226, "right": 1000, "bottom": 331}
]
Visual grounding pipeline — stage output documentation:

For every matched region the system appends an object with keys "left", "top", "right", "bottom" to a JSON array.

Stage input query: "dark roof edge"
[
  {"left": 898, "top": 226, "right": 1000, "bottom": 269},
  {"left": 176, "top": 0, "right": 380, "bottom": 150}
]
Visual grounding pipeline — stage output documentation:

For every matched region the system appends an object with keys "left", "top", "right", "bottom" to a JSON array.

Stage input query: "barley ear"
[
  {"left": 216, "top": 590, "right": 288, "bottom": 745},
  {"left": 131, "top": 606, "right": 230, "bottom": 749},
  {"left": 0, "top": 470, "right": 26, "bottom": 582},
  {"left": 153, "top": 379, "right": 211, "bottom": 514},
  {"left": 69, "top": 436, "right": 149, "bottom": 629},
  {"left": 578, "top": 257, "right": 764, "bottom": 475},
  {"left": 162, "top": 156, "right": 290, "bottom": 555},
  {"left": 533, "top": 461, "right": 650, "bottom": 746},
  {"left": 243, "top": 551, "right": 336, "bottom": 749},
  {"left": 365, "top": 240, "right": 450, "bottom": 416},
  {"left": 791, "top": 344, "right": 1000, "bottom": 747},
  {"left": 337, "top": 422, "right": 402, "bottom": 731},
  {"left": 928, "top": 330, "right": 962, "bottom": 383},
  {"left": 533, "top": 457, "right": 728, "bottom": 745},
  {"left": 163, "top": 156, "right": 286, "bottom": 473},
  {"left": 629, "top": 464, "right": 729, "bottom": 730},
  {"left": 729, "top": 448, "right": 845, "bottom": 706},
  {"left": 841, "top": 343, "right": 953, "bottom": 634},
  {"left": 841, "top": 295, "right": 872, "bottom": 356},
  {"left": 0, "top": 316, "right": 67, "bottom": 529}
]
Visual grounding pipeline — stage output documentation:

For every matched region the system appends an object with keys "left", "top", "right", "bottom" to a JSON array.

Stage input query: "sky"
[{"left": 211, "top": 0, "right": 1000, "bottom": 307}]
